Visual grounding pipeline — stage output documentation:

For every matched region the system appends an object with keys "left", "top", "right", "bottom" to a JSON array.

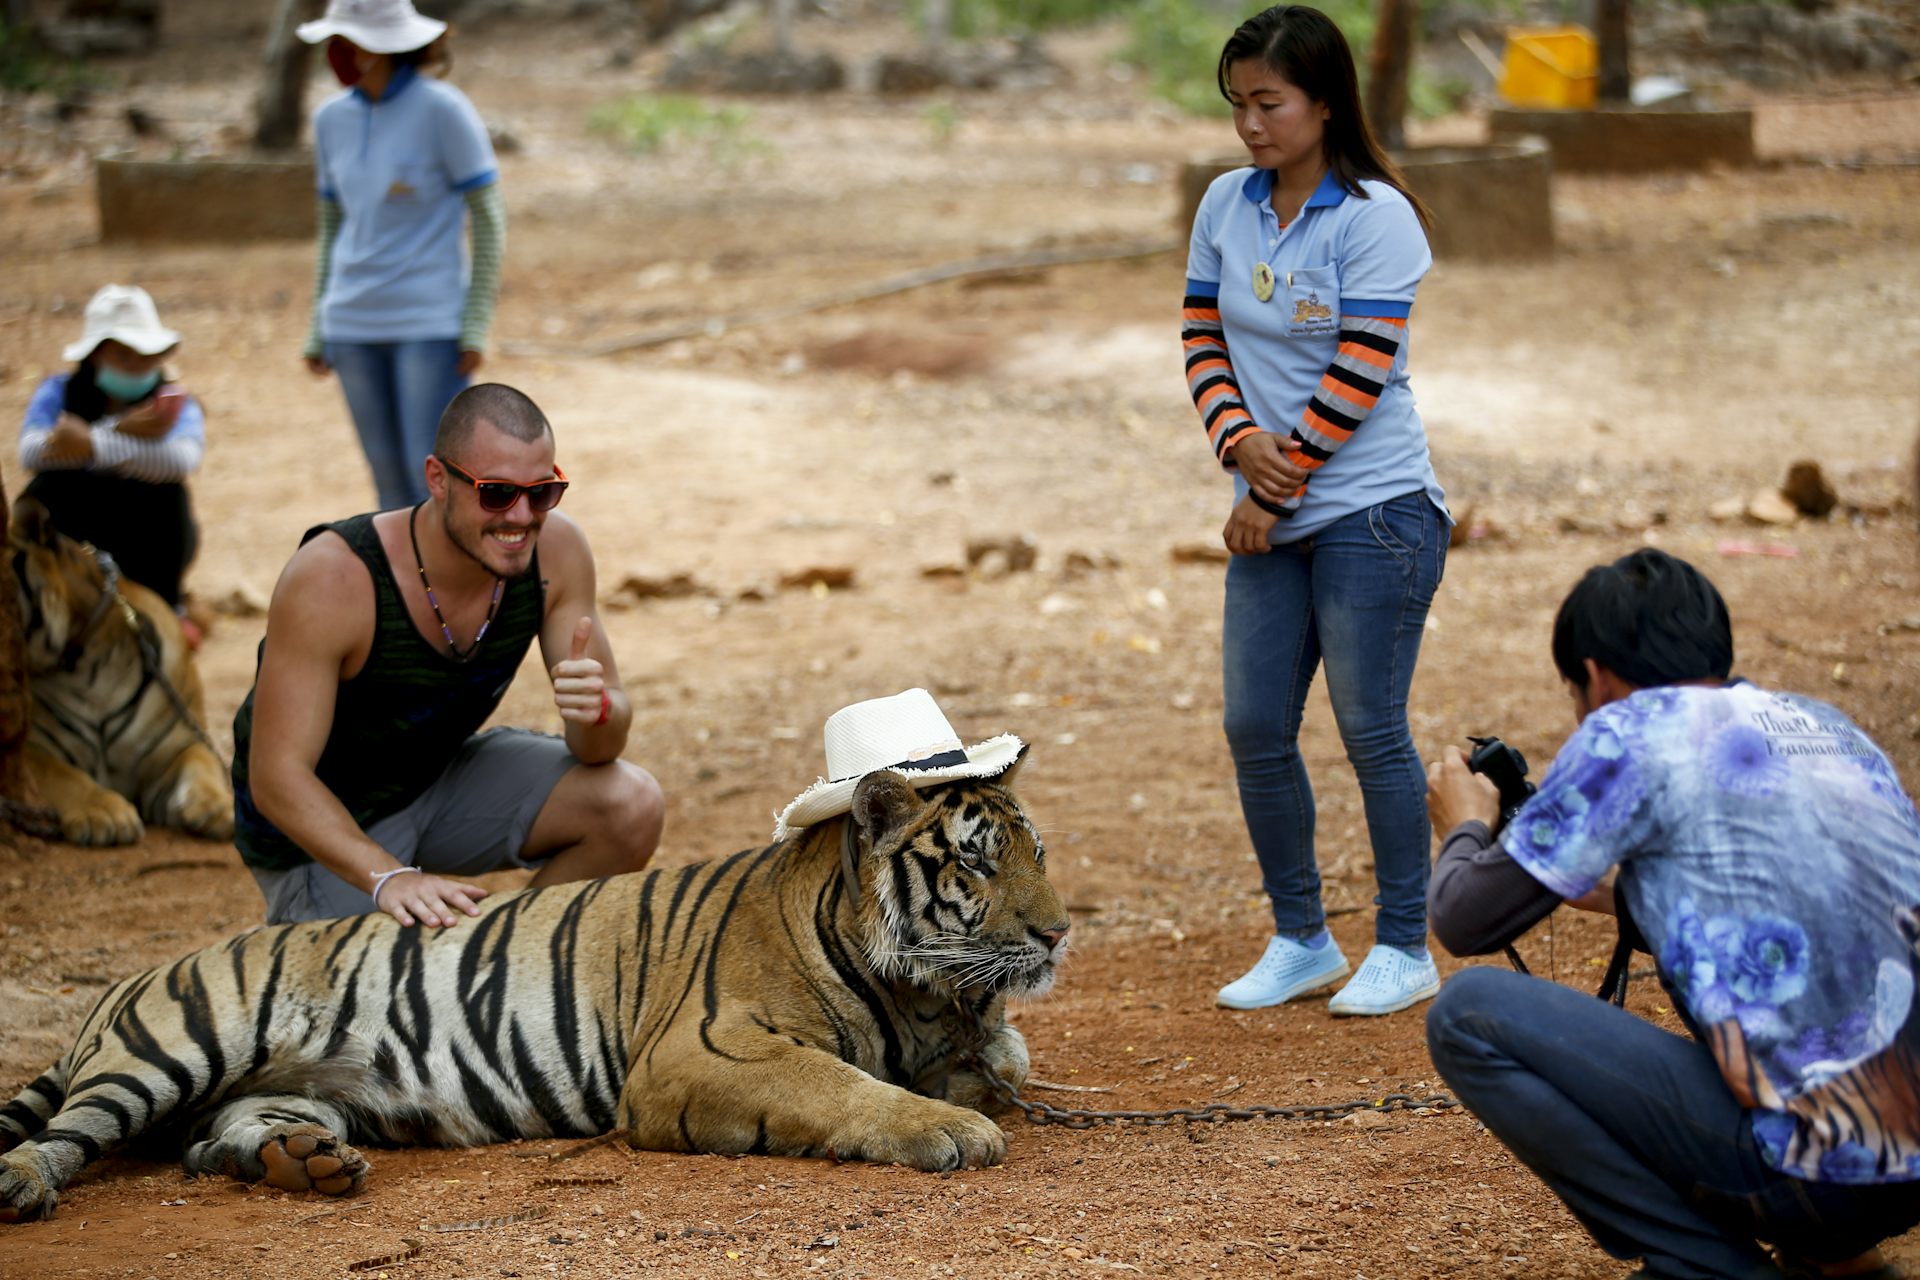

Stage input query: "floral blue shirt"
[{"left": 1502, "top": 682, "right": 1920, "bottom": 1184}]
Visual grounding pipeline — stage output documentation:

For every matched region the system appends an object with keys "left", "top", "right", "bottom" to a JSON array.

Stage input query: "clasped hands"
[
  {"left": 1223, "top": 431, "right": 1309, "bottom": 556},
  {"left": 43, "top": 397, "right": 178, "bottom": 464}
]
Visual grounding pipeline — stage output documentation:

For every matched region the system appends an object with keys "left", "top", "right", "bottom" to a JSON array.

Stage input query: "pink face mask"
[{"left": 326, "top": 37, "right": 363, "bottom": 87}]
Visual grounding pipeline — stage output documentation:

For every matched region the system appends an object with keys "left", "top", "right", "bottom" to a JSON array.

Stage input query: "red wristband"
[{"left": 595, "top": 690, "right": 611, "bottom": 727}]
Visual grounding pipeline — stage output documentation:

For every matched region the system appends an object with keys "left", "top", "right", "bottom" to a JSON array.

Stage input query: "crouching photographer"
[{"left": 1423, "top": 548, "right": 1920, "bottom": 1280}]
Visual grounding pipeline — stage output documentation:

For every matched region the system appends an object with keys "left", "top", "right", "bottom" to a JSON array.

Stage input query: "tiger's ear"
[
  {"left": 851, "top": 770, "right": 924, "bottom": 847},
  {"left": 9, "top": 496, "right": 55, "bottom": 547},
  {"left": 989, "top": 743, "right": 1031, "bottom": 793}
]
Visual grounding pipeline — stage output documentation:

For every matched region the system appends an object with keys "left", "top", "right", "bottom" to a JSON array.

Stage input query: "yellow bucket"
[{"left": 1498, "top": 25, "right": 1597, "bottom": 110}]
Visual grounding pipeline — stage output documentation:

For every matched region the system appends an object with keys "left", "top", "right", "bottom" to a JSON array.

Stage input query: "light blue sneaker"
[
  {"left": 1216, "top": 934, "right": 1351, "bottom": 1010},
  {"left": 1327, "top": 945, "right": 1442, "bottom": 1016}
]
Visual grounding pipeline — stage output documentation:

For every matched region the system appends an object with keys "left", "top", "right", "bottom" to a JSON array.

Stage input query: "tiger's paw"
[
  {"left": 167, "top": 772, "right": 235, "bottom": 842},
  {"left": 257, "top": 1127, "right": 369, "bottom": 1197},
  {"left": 854, "top": 1097, "right": 1007, "bottom": 1172},
  {"left": 58, "top": 789, "right": 143, "bottom": 847},
  {"left": 0, "top": 1153, "right": 58, "bottom": 1223},
  {"left": 151, "top": 744, "right": 234, "bottom": 841}
]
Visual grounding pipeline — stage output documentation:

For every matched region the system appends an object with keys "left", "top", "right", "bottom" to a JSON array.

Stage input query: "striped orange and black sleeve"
[
  {"left": 1267, "top": 312, "right": 1409, "bottom": 518},
  {"left": 1182, "top": 281, "right": 1260, "bottom": 469}
]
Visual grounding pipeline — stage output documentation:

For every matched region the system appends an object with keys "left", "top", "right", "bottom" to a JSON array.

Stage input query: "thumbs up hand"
[{"left": 551, "top": 615, "right": 609, "bottom": 725}]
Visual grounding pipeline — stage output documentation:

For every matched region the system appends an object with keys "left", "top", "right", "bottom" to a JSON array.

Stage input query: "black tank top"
[{"left": 231, "top": 512, "right": 544, "bottom": 871}]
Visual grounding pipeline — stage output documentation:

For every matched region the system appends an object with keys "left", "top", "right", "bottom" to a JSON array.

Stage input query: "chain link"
[
  {"left": 949, "top": 1001, "right": 1459, "bottom": 1131},
  {"left": 978, "top": 1067, "right": 1459, "bottom": 1130}
]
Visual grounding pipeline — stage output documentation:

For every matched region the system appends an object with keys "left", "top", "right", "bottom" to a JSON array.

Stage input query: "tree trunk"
[
  {"left": 0, "top": 463, "right": 36, "bottom": 814},
  {"left": 1366, "top": 0, "right": 1417, "bottom": 152},
  {"left": 1596, "top": 0, "right": 1631, "bottom": 104},
  {"left": 923, "top": 0, "right": 950, "bottom": 59},
  {"left": 254, "top": 0, "right": 322, "bottom": 152},
  {"left": 769, "top": 0, "right": 795, "bottom": 59}
]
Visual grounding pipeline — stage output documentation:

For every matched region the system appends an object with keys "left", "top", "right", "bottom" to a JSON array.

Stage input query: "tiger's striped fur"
[
  {"left": 0, "top": 765, "right": 1068, "bottom": 1220},
  {"left": 8, "top": 496, "right": 232, "bottom": 846}
]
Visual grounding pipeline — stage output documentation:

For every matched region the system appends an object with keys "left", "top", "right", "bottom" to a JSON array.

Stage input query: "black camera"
[{"left": 1466, "top": 735, "right": 1536, "bottom": 827}]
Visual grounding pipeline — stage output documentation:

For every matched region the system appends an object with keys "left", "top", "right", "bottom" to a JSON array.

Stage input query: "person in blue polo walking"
[
  {"left": 1182, "top": 5, "right": 1451, "bottom": 1016},
  {"left": 298, "top": 0, "right": 506, "bottom": 511}
]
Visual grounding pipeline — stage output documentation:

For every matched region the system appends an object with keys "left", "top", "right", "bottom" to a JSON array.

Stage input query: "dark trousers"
[
  {"left": 24, "top": 470, "right": 198, "bottom": 608},
  {"left": 1427, "top": 966, "right": 1920, "bottom": 1279}
]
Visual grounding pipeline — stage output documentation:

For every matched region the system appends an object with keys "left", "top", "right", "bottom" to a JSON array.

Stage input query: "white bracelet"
[{"left": 370, "top": 865, "right": 422, "bottom": 910}]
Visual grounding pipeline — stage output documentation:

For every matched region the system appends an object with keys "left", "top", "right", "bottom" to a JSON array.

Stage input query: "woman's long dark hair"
[
  {"left": 1217, "top": 5, "right": 1431, "bottom": 231},
  {"left": 61, "top": 359, "right": 110, "bottom": 422}
]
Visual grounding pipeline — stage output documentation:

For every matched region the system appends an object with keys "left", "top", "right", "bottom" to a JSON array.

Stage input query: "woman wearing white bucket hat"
[
  {"left": 17, "top": 284, "right": 206, "bottom": 621},
  {"left": 298, "top": 0, "right": 507, "bottom": 512}
]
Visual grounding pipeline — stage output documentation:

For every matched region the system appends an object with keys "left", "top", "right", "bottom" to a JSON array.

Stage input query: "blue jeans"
[
  {"left": 325, "top": 339, "right": 468, "bottom": 511},
  {"left": 1428, "top": 967, "right": 1920, "bottom": 1279},
  {"left": 1221, "top": 491, "right": 1446, "bottom": 949}
]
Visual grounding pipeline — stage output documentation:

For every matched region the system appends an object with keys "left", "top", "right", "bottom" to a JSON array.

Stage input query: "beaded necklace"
[{"left": 408, "top": 501, "right": 503, "bottom": 663}]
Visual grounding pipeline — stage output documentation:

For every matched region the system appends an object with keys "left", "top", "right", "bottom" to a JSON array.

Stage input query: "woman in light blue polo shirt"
[
  {"left": 297, "top": 0, "right": 506, "bottom": 511},
  {"left": 1182, "top": 5, "right": 1450, "bottom": 1017}
]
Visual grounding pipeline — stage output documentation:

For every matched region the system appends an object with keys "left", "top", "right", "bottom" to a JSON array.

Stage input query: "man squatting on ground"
[
  {"left": 1422, "top": 548, "right": 1920, "bottom": 1280},
  {"left": 231, "top": 382, "right": 664, "bottom": 927}
]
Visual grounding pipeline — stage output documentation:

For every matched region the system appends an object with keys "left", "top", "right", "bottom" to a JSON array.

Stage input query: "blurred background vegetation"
[{"left": 913, "top": 0, "right": 1482, "bottom": 118}]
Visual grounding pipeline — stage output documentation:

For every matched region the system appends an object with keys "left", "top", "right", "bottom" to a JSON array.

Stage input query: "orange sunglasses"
[{"left": 437, "top": 457, "right": 570, "bottom": 512}]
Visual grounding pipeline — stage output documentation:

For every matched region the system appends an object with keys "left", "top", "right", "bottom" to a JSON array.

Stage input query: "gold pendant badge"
[{"left": 1252, "top": 261, "right": 1276, "bottom": 303}]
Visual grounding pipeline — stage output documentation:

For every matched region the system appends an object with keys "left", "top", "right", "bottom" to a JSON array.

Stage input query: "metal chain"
[
  {"left": 0, "top": 795, "right": 64, "bottom": 839},
  {"left": 948, "top": 1000, "right": 1460, "bottom": 1132},
  {"left": 125, "top": 602, "right": 220, "bottom": 757},
  {"left": 976, "top": 1063, "right": 1459, "bottom": 1130}
]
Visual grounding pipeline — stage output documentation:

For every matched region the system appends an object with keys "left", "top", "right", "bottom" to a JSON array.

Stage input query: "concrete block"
[
  {"left": 1487, "top": 106, "right": 1755, "bottom": 173},
  {"left": 95, "top": 156, "right": 316, "bottom": 244},
  {"left": 1178, "top": 136, "right": 1555, "bottom": 261},
  {"left": 1397, "top": 138, "right": 1554, "bottom": 260}
]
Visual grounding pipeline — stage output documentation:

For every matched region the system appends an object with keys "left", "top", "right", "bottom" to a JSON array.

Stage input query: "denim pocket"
[{"left": 1367, "top": 493, "right": 1430, "bottom": 571}]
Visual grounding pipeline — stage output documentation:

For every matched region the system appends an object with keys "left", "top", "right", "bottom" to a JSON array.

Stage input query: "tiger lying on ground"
[
  {"left": 8, "top": 496, "right": 232, "bottom": 845},
  {"left": 0, "top": 763, "right": 1069, "bottom": 1221}
]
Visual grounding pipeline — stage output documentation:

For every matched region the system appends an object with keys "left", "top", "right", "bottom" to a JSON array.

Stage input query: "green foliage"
[
  {"left": 0, "top": 21, "right": 95, "bottom": 96},
  {"left": 901, "top": 0, "right": 1484, "bottom": 122},
  {"left": 587, "top": 95, "right": 764, "bottom": 162},
  {"left": 922, "top": 99, "right": 961, "bottom": 146},
  {"left": 1117, "top": 0, "right": 1485, "bottom": 120},
  {"left": 1116, "top": 0, "right": 1241, "bottom": 116},
  {"left": 1408, "top": 67, "right": 1473, "bottom": 120},
  {"left": 982, "top": 0, "right": 1120, "bottom": 33},
  {"left": 1116, "top": 0, "right": 1389, "bottom": 118},
  {"left": 907, "top": 0, "right": 1119, "bottom": 40}
]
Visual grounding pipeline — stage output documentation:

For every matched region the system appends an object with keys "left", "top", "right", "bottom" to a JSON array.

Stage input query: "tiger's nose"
[{"left": 1034, "top": 924, "right": 1069, "bottom": 949}]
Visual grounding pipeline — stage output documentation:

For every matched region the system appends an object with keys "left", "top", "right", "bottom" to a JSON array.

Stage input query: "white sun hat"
[
  {"left": 297, "top": 0, "right": 446, "bottom": 54},
  {"left": 773, "top": 688, "right": 1025, "bottom": 842},
  {"left": 62, "top": 284, "right": 180, "bottom": 363}
]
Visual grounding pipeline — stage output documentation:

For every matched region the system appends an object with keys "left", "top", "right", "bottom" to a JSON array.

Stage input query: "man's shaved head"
[{"left": 434, "top": 383, "right": 552, "bottom": 463}]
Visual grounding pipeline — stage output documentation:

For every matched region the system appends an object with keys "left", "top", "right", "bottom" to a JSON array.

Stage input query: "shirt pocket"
[
  {"left": 382, "top": 159, "right": 446, "bottom": 207},
  {"left": 1282, "top": 264, "right": 1342, "bottom": 341}
]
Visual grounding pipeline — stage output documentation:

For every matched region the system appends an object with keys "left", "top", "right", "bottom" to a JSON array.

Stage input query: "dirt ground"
[{"left": 3, "top": 5, "right": 1920, "bottom": 1277}]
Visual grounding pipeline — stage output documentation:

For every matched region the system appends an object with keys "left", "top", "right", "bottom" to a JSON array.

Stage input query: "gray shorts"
[{"left": 250, "top": 727, "right": 579, "bottom": 924}]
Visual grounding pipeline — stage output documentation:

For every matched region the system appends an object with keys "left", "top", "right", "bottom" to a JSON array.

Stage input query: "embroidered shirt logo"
[
  {"left": 386, "top": 179, "right": 418, "bottom": 200},
  {"left": 1292, "top": 292, "right": 1333, "bottom": 325}
]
